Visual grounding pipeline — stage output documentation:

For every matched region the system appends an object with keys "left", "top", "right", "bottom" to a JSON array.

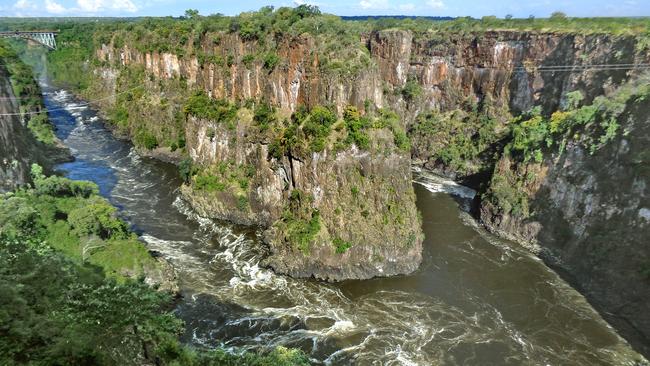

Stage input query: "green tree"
[
  {"left": 184, "top": 9, "right": 200, "bottom": 19},
  {"left": 550, "top": 11, "right": 568, "bottom": 19}
]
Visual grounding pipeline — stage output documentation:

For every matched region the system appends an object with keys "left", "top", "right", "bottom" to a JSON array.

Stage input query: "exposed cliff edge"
[{"left": 0, "top": 65, "right": 36, "bottom": 192}]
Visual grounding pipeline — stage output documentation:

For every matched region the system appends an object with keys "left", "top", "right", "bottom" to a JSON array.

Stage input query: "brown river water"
[{"left": 45, "top": 86, "right": 646, "bottom": 365}]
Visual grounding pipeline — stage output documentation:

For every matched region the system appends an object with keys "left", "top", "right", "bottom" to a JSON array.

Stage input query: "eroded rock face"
[
  {"left": 0, "top": 67, "right": 41, "bottom": 192},
  {"left": 481, "top": 98, "right": 650, "bottom": 356},
  {"left": 88, "top": 29, "right": 649, "bottom": 343},
  {"left": 97, "top": 30, "right": 644, "bottom": 119},
  {"left": 181, "top": 115, "right": 423, "bottom": 281}
]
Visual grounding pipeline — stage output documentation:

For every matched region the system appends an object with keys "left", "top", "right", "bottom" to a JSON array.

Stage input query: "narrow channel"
[{"left": 44, "top": 85, "right": 641, "bottom": 365}]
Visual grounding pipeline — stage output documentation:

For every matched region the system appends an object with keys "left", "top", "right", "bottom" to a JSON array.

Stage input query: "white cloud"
[
  {"left": 359, "top": 0, "right": 389, "bottom": 10},
  {"left": 13, "top": 0, "right": 34, "bottom": 10},
  {"left": 76, "top": 0, "right": 101, "bottom": 12},
  {"left": 45, "top": 0, "right": 66, "bottom": 14},
  {"left": 399, "top": 3, "right": 415, "bottom": 11},
  {"left": 293, "top": 0, "right": 320, "bottom": 6},
  {"left": 427, "top": 0, "right": 445, "bottom": 9},
  {"left": 76, "top": 0, "right": 138, "bottom": 13},
  {"left": 111, "top": 0, "right": 137, "bottom": 12}
]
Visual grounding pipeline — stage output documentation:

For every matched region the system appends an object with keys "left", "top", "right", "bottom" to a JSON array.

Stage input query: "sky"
[{"left": 0, "top": 0, "right": 648, "bottom": 18}]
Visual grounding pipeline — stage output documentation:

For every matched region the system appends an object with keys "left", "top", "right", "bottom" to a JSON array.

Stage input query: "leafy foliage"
[
  {"left": 410, "top": 98, "right": 506, "bottom": 175},
  {"left": 0, "top": 168, "right": 310, "bottom": 365},
  {"left": 184, "top": 91, "right": 238, "bottom": 127},
  {"left": 484, "top": 79, "right": 650, "bottom": 219},
  {"left": 253, "top": 101, "right": 277, "bottom": 132},
  {"left": 303, "top": 105, "right": 337, "bottom": 152},
  {"left": 400, "top": 77, "right": 423, "bottom": 101},
  {"left": 333, "top": 237, "right": 352, "bottom": 254},
  {"left": 134, "top": 129, "right": 159, "bottom": 150}
]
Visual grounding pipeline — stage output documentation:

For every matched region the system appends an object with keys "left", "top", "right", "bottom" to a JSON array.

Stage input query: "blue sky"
[{"left": 0, "top": 0, "right": 648, "bottom": 18}]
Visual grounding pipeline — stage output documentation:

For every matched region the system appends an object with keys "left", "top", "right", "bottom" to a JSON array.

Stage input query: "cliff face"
[
  {"left": 181, "top": 113, "right": 422, "bottom": 281},
  {"left": 0, "top": 66, "right": 41, "bottom": 192},
  {"left": 97, "top": 30, "right": 644, "bottom": 117},
  {"left": 481, "top": 94, "right": 650, "bottom": 355},
  {"left": 96, "top": 29, "right": 647, "bottom": 176}
]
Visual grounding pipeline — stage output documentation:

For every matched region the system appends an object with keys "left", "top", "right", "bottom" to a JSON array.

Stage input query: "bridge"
[{"left": 0, "top": 31, "right": 58, "bottom": 50}]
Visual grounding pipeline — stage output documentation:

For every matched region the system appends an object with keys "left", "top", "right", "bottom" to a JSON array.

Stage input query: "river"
[{"left": 44, "top": 86, "right": 644, "bottom": 365}]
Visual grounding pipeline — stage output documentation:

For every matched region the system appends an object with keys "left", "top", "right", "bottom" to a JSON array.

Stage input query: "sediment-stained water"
[{"left": 45, "top": 87, "right": 646, "bottom": 365}]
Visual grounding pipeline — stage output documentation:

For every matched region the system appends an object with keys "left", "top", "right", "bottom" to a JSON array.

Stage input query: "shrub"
[
  {"left": 178, "top": 158, "right": 198, "bottom": 182},
  {"left": 27, "top": 114, "right": 55, "bottom": 145},
  {"left": 282, "top": 209, "right": 321, "bottom": 253},
  {"left": 194, "top": 173, "right": 226, "bottom": 191},
  {"left": 242, "top": 54, "right": 255, "bottom": 67},
  {"left": 303, "top": 106, "right": 337, "bottom": 152},
  {"left": 344, "top": 107, "right": 371, "bottom": 150},
  {"left": 183, "top": 91, "right": 238, "bottom": 126},
  {"left": 350, "top": 186, "right": 359, "bottom": 198},
  {"left": 134, "top": 130, "right": 159, "bottom": 150},
  {"left": 401, "top": 77, "right": 423, "bottom": 101},
  {"left": 253, "top": 101, "right": 277, "bottom": 131},
  {"left": 237, "top": 195, "right": 248, "bottom": 210},
  {"left": 32, "top": 164, "right": 99, "bottom": 198},
  {"left": 263, "top": 52, "right": 280, "bottom": 70},
  {"left": 68, "top": 200, "right": 129, "bottom": 240},
  {"left": 333, "top": 237, "right": 352, "bottom": 253}
]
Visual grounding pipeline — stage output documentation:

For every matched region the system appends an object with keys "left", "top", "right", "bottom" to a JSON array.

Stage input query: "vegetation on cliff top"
[
  {"left": 6, "top": 6, "right": 642, "bottom": 98},
  {"left": 0, "top": 167, "right": 310, "bottom": 365}
]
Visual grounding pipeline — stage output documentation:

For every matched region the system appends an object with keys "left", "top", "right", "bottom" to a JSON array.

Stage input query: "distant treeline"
[{"left": 341, "top": 15, "right": 455, "bottom": 21}]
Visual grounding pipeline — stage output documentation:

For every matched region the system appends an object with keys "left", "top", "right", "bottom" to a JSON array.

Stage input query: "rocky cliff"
[
  {"left": 94, "top": 29, "right": 648, "bottom": 182},
  {"left": 0, "top": 42, "right": 70, "bottom": 192},
  {"left": 480, "top": 79, "right": 650, "bottom": 355},
  {"left": 0, "top": 66, "right": 37, "bottom": 192},
  {"left": 182, "top": 113, "right": 422, "bottom": 280},
  {"left": 97, "top": 30, "right": 645, "bottom": 116}
]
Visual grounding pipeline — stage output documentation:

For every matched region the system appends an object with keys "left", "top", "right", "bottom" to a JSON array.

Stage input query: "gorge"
[{"left": 0, "top": 9, "right": 649, "bottom": 365}]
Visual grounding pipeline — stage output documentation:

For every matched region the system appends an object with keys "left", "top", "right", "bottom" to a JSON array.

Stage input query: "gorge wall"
[
  {"left": 53, "top": 24, "right": 649, "bottom": 354},
  {"left": 0, "top": 65, "right": 38, "bottom": 192},
  {"left": 97, "top": 30, "right": 643, "bottom": 118},
  {"left": 0, "top": 41, "right": 70, "bottom": 192},
  {"left": 481, "top": 86, "right": 650, "bottom": 355},
  {"left": 0, "top": 62, "right": 68, "bottom": 191}
]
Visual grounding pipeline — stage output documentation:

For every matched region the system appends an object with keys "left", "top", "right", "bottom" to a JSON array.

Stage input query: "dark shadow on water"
[{"left": 176, "top": 293, "right": 340, "bottom": 363}]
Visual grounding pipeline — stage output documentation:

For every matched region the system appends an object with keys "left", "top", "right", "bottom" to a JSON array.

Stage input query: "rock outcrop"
[
  {"left": 0, "top": 66, "right": 65, "bottom": 191},
  {"left": 181, "top": 113, "right": 422, "bottom": 281},
  {"left": 96, "top": 30, "right": 645, "bottom": 119},
  {"left": 481, "top": 93, "right": 650, "bottom": 356},
  {"left": 0, "top": 66, "right": 35, "bottom": 192}
]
